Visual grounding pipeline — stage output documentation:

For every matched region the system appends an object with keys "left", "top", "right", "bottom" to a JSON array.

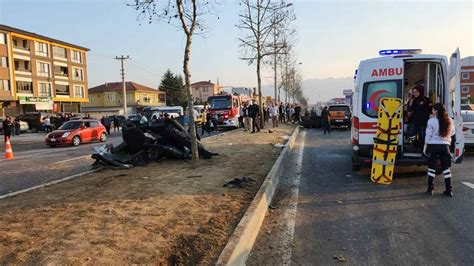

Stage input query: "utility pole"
[{"left": 115, "top": 55, "right": 130, "bottom": 116}]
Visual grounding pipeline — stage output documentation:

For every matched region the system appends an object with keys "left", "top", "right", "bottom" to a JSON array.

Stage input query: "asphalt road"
[
  {"left": 248, "top": 128, "right": 474, "bottom": 265},
  {"left": 0, "top": 128, "right": 225, "bottom": 197}
]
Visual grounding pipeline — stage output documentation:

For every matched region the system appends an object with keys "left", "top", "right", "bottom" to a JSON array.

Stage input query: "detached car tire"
[
  {"left": 72, "top": 136, "right": 81, "bottom": 146},
  {"left": 100, "top": 132, "right": 107, "bottom": 142}
]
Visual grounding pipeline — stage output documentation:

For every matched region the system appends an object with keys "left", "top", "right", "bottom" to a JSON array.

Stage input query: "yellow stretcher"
[{"left": 370, "top": 97, "right": 403, "bottom": 185}]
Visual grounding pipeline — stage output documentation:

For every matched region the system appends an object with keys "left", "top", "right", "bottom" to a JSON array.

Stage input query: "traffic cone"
[{"left": 4, "top": 136, "right": 14, "bottom": 159}]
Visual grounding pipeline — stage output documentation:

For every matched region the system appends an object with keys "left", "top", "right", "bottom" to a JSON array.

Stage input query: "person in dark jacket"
[
  {"left": 2, "top": 116, "right": 13, "bottom": 142},
  {"left": 101, "top": 116, "right": 111, "bottom": 135},
  {"left": 321, "top": 107, "right": 331, "bottom": 134},
  {"left": 407, "top": 85, "right": 432, "bottom": 149},
  {"left": 248, "top": 100, "right": 260, "bottom": 133}
]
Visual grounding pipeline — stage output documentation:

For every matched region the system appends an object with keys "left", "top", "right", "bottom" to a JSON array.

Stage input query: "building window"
[
  {"left": 16, "top": 81, "right": 33, "bottom": 94},
  {"left": 462, "top": 86, "right": 470, "bottom": 93},
  {"left": 13, "top": 38, "right": 29, "bottom": 50},
  {"left": 127, "top": 93, "right": 133, "bottom": 101},
  {"left": 0, "top": 80, "right": 10, "bottom": 91},
  {"left": 107, "top": 93, "right": 116, "bottom": 102},
  {"left": 71, "top": 50, "right": 82, "bottom": 63},
  {"left": 14, "top": 59, "right": 31, "bottom": 71},
  {"left": 55, "top": 84, "right": 70, "bottom": 96},
  {"left": 74, "top": 85, "right": 85, "bottom": 98},
  {"left": 37, "top": 62, "right": 50, "bottom": 77},
  {"left": 54, "top": 65, "right": 68, "bottom": 76},
  {"left": 72, "top": 67, "right": 83, "bottom": 81},
  {"left": 0, "top": 57, "right": 8, "bottom": 68},
  {"left": 88, "top": 96, "right": 93, "bottom": 102},
  {"left": 462, "top": 73, "right": 470, "bottom": 80},
  {"left": 203, "top": 87, "right": 209, "bottom": 92},
  {"left": 38, "top": 82, "right": 52, "bottom": 97},
  {"left": 53, "top": 46, "right": 67, "bottom": 59},
  {"left": 0, "top": 33, "right": 5, "bottom": 45},
  {"left": 35, "top": 42, "right": 49, "bottom": 57}
]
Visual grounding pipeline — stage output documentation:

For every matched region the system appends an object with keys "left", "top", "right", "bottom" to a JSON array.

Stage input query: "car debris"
[{"left": 91, "top": 117, "right": 218, "bottom": 169}]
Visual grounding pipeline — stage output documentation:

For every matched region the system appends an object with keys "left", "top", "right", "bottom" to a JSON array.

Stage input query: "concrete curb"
[
  {"left": 0, "top": 169, "right": 99, "bottom": 200},
  {"left": 216, "top": 126, "right": 301, "bottom": 266}
]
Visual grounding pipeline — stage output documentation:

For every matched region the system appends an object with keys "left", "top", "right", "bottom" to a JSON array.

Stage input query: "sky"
[{"left": 0, "top": 0, "right": 473, "bottom": 103}]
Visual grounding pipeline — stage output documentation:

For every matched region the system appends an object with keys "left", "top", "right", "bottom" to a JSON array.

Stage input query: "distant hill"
[{"left": 261, "top": 77, "right": 354, "bottom": 104}]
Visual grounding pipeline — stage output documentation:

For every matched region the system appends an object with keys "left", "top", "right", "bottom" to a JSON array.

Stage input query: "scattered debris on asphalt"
[
  {"left": 336, "top": 200, "right": 343, "bottom": 204},
  {"left": 223, "top": 177, "right": 257, "bottom": 188},
  {"left": 334, "top": 255, "right": 346, "bottom": 262},
  {"left": 280, "top": 135, "right": 290, "bottom": 140},
  {"left": 269, "top": 204, "right": 277, "bottom": 209}
]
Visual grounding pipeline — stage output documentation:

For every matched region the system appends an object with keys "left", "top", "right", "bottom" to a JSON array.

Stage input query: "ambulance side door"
[{"left": 447, "top": 48, "right": 464, "bottom": 163}]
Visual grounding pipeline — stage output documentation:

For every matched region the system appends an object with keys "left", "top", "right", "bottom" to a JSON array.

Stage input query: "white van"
[{"left": 351, "top": 49, "right": 465, "bottom": 171}]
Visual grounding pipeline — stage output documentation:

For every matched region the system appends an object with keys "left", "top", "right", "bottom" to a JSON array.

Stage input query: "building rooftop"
[
  {"left": 191, "top": 80, "right": 215, "bottom": 86},
  {"left": 89, "top": 82, "right": 162, "bottom": 94},
  {"left": 0, "top": 24, "right": 89, "bottom": 51}
]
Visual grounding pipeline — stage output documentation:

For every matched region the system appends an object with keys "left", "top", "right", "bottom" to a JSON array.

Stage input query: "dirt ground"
[{"left": 0, "top": 124, "right": 294, "bottom": 264}]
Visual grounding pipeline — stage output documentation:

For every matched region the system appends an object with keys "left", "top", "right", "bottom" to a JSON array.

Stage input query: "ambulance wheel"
[{"left": 352, "top": 161, "right": 361, "bottom": 171}]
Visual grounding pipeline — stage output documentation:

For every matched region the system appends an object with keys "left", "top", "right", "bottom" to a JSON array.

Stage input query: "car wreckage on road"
[{"left": 91, "top": 117, "right": 218, "bottom": 169}]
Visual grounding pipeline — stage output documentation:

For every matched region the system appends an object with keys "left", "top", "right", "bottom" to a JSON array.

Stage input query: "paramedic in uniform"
[
  {"left": 407, "top": 85, "right": 432, "bottom": 149},
  {"left": 424, "top": 103, "right": 455, "bottom": 197}
]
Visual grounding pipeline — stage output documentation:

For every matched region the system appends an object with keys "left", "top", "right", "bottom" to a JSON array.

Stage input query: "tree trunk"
[
  {"left": 183, "top": 33, "right": 199, "bottom": 160},
  {"left": 257, "top": 56, "right": 264, "bottom": 129}
]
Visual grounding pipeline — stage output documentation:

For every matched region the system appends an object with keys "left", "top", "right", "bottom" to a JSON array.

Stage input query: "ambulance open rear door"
[{"left": 448, "top": 48, "right": 464, "bottom": 163}]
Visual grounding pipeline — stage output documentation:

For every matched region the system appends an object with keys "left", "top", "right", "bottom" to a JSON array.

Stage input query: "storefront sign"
[{"left": 19, "top": 96, "right": 53, "bottom": 105}]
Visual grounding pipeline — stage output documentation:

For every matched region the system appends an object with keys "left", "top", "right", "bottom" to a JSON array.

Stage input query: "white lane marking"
[
  {"left": 53, "top": 155, "right": 90, "bottom": 164},
  {"left": 462, "top": 182, "right": 474, "bottom": 189},
  {"left": 281, "top": 130, "right": 305, "bottom": 265},
  {"left": 0, "top": 139, "right": 121, "bottom": 163},
  {"left": 0, "top": 169, "right": 99, "bottom": 200}
]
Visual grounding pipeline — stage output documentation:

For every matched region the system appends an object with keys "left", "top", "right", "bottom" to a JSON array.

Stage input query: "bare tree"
[
  {"left": 237, "top": 0, "right": 293, "bottom": 128},
  {"left": 130, "top": 0, "right": 215, "bottom": 160}
]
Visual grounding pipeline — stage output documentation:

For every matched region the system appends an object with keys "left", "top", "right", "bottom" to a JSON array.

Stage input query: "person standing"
[
  {"left": 113, "top": 116, "right": 120, "bottom": 132},
  {"left": 238, "top": 105, "right": 245, "bottom": 128},
  {"left": 294, "top": 105, "right": 301, "bottom": 124},
  {"left": 407, "top": 85, "right": 432, "bottom": 150},
  {"left": 201, "top": 109, "right": 211, "bottom": 136},
  {"left": 279, "top": 102, "right": 285, "bottom": 123},
  {"left": 14, "top": 117, "right": 21, "bottom": 135},
  {"left": 101, "top": 116, "right": 111, "bottom": 135},
  {"left": 321, "top": 107, "right": 331, "bottom": 134},
  {"left": 249, "top": 100, "right": 260, "bottom": 133},
  {"left": 269, "top": 103, "right": 279, "bottom": 128},
  {"left": 43, "top": 116, "right": 51, "bottom": 133},
  {"left": 2, "top": 116, "right": 13, "bottom": 142},
  {"left": 243, "top": 102, "right": 251, "bottom": 131},
  {"left": 424, "top": 103, "right": 456, "bottom": 197}
]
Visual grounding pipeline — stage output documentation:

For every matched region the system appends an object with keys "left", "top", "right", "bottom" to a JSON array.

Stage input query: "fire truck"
[{"left": 207, "top": 93, "right": 250, "bottom": 128}]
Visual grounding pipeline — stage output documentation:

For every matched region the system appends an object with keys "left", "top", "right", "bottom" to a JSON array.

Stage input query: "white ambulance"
[{"left": 351, "top": 49, "right": 465, "bottom": 171}]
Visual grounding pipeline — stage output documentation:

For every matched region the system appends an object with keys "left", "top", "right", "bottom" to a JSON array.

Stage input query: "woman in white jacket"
[{"left": 424, "top": 103, "right": 455, "bottom": 197}]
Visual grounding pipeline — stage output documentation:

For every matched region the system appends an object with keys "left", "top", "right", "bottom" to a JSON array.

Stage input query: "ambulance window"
[{"left": 362, "top": 80, "right": 401, "bottom": 118}]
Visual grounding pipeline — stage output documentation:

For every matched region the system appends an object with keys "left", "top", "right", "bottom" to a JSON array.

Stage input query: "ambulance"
[{"left": 351, "top": 49, "right": 465, "bottom": 171}]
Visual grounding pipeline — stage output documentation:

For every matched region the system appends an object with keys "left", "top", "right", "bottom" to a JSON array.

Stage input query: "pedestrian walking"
[
  {"left": 424, "top": 103, "right": 456, "bottom": 197},
  {"left": 321, "top": 107, "right": 331, "bottom": 134},
  {"left": 101, "top": 116, "right": 111, "bottom": 135},
  {"left": 249, "top": 100, "right": 260, "bottom": 133},
  {"left": 243, "top": 102, "right": 251, "bottom": 131},
  {"left": 239, "top": 105, "right": 245, "bottom": 128},
  {"left": 2, "top": 116, "right": 13, "bottom": 142},
  {"left": 43, "top": 116, "right": 51, "bottom": 133},
  {"left": 269, "top": 103, "right": 279, "bottom": 128}
]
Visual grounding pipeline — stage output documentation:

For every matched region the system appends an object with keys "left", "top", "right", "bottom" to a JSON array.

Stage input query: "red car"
[{"left": 45, "top": 119, "right": 107, "bottom": 147}]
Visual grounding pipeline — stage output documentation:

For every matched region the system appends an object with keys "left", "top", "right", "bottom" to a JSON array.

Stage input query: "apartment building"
[
  {"left": 461, "top": 56, "right": 474, "bottom": 104},
  {"left": 83, "top": 82, "right": 166, "bottom": 117},
  {"left": 0, "top": 24, "right": 89, "bottom": 117},
  {"left": 190, "top": 80, "right": 222, "bottom": 102}
]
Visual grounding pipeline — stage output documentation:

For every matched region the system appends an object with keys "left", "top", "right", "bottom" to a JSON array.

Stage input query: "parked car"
[
  {"left": 0, "top": 118, "right": 29, "bottom": 134},
  {"left": 45, "top": 119, "right": 107, "bottom": 147},
  {"left": 126, "top": 114, "right": 141, "bottom": 126},
  {"left": 14, "top": 113, "right": 63, "bottom": 132},
  {"left": 462, "top": 110, "right": 474, "bottom": 148}
]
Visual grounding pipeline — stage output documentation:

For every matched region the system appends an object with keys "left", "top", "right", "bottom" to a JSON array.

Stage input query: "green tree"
[{"left": 159, "top": 69, "right": 187, "bottom": 107}]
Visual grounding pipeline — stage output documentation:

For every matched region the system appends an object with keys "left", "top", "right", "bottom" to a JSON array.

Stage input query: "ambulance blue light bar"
[{"left": 379, "top": 49, "right": 422, "bottom": 56}]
